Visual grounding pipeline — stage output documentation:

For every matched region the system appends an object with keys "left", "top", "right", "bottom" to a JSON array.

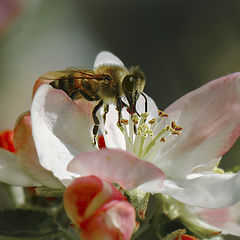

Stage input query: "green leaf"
[{"left": 0, "top": 209, "right": 59, "bottom": 240}]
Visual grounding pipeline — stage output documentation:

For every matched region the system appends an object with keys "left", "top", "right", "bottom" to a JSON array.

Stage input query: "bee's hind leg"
[{"left": 92, "top": 100, "right": 104, "bottom": 146}]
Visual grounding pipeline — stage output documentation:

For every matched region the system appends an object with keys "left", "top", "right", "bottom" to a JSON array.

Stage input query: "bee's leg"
[
  {"left": 140, "top": 92, "right": 148, "bottom": 112},
  {"left": 116, "top": 97, "right": 123, "bottom": 126},
  {"left": 103, "top": 104, "right": 109, "bottom": 124},
  {"left": 92, "top": 100, "right": 104, "bottom": 145}
]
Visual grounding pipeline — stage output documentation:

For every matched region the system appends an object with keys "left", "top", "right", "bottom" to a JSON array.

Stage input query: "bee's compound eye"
[{"left": 122, "top": 75, "right": 134, "bottom": 92}]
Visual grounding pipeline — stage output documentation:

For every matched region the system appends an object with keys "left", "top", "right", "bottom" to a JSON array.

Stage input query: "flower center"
[{"left": 117, "top": 110, "right": 182, "bottom": 161}]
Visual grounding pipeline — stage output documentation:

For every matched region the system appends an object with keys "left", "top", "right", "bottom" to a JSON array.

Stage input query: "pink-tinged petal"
[
  {"left": 80, "top": 200, "right": 135, "bottom": 240},
  {"left": 68, "top": 148, "right": 165, "bottom": 192},
  {"left": 0, "top": 130, "right": 15, "bottom": 153},
  {"left": 0, "top": 148, "right": 40, "bottom": 186},
  {"left": 187, "top": 201, "right": 240, "bottom": 236},
  {"left": 31, "top": 84, "right": 96, "bottom": 184},
  {"left": 103, "top": 93, "right": 158, "bottom": 149},
  {"left": 64, "top": 176, "right": 135, "bottom": 240},
  {"left": 155, "top": 73, "right": 240, "bottom": 178},
  {"left": 14, "top": 112, "right": 63, "bottom": 188},
  {"left": 32, "top": 77, "right": 53, "bottom": 100},
  {"left": 162, "top": 172, "right": 240, "bottom": 208}
]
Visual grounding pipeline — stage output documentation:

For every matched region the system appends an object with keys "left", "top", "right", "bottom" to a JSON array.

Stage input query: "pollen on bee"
[{"left": 158, "top": 110, "right": 168, "bottom": 117}]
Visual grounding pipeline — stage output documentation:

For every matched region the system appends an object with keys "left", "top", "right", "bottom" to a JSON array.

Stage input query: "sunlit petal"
[
  {"left": 31, "top": 84, "right": 96, "bottom": 184},
  {"left": 94, "top": 51, "right": 124, "bottom": 68},
  {"left": 153, "top": 73, "right": 240, "bottom": 178}
]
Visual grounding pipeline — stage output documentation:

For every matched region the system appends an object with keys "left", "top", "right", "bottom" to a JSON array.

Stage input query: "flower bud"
[{"left": 64, "top": 176, "right": 136, "bottom": 240}]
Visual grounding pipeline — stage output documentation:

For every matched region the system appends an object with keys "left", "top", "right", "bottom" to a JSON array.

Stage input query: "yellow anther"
[
  {"left": 175, "top": 126, "right": 183, "bottom": 131},
  {"left": 166, "top": 125, "right": 171, "bottom": 131},
  {"left": 160, "top": 137, "right": 166, "bottom": 142},
  {"left": 158, "top": 110, "right": 168, "bottom": 117},
  {"left": 172, "top": 130, "right": 181, "bottom": 135},
  {"left": 137, "top": 130, "right": 142, "bottom": 135},
  {"left": 120, "top": 119, "right": 129, "bottom": 125},
  {"left": 171, "top": 121, "right": 177, "bottom": 129},
  {"left": 132, "top": 114, "right": 139, "bottom": 124},
  {"left": 148, "top": 118, "right": 156, "bottom": 125}
]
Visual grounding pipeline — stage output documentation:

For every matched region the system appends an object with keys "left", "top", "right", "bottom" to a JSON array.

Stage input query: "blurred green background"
[{"left": 0, "top": 0, "right": 239, "bottom": 238}]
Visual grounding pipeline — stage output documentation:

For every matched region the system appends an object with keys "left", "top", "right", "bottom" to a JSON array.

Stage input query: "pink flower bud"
[{"left": 64, "top": 176, "right": 136, "bottom": 240}]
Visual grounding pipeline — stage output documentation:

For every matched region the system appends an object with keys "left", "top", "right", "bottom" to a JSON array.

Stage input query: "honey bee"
[{"left": 40, "top": 51, "right": 146, "bottom": 145}]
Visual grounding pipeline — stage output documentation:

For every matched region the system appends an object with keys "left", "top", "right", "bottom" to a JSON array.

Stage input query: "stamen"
[
  {"left": 160, "top": 137, "right": 166, "bottom": 142},
  {"left": 171, "top": 121, "right": 177, "bottom": 129},
  {"left": 132, "top": 114, "right": 139, "bottom": 125},
  {"left": 158, "top": 110, "right": 168, "bottom": 117},
  {"left": 171, "top": 130, "right": 181, "bottom": 135},
  {"left": 120, "top": 119, "right": 129, "bottom": 125},
  {"left": 148, "top": 118, "right": 156, "bottom": 125},
  {"left": 175, "top": 126, "right": 183, "bottom": 131}
]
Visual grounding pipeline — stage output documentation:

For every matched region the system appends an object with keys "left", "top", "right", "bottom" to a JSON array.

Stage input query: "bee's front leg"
[
  {"left": 92, "top": 100, "right": 104, "bottom": 145},
  {"left": 116, "top": 96, "right": 123, "bottom": 126}
]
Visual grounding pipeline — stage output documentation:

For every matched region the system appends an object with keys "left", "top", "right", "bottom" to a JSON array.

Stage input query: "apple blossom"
[{"left": 1, "top": 52, "right": 240, "bottom": 237}]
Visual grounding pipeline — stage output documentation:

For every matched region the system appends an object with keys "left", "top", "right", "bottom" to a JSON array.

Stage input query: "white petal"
[
  {"left": 187, "top": 201, "right": 240, "bottom": 236},
  {"left": 31, "top": 84, "right": 96, "bottom": 183},
  {"left": 0, "top": 148, "right": 40, "bottom": 186},
  {"left": 94, "top": 51, "right": 124, "bottom": 69},
  {"left": 162, "top": 172, "right": 240, "bottom": 208},
  {"left": 153, "top": 73, "right": 240, "bottom": 178}
]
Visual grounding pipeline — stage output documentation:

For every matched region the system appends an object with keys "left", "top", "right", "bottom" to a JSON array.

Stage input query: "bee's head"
[{"left": 122, "top": 66, "right": 146, "bottom": 114}]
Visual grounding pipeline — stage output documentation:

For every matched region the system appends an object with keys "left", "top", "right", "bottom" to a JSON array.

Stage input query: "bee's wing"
[
  {"left": 94, "top": 51, "right": 125, "bottom": 69},
  {"left": 40, "top": 69, "right": 105, "bottom": 81}
]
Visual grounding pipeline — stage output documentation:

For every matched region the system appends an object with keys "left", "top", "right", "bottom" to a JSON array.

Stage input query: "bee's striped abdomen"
[{"left": 50, "top": 78, "right": 77, "bottom": 96}]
